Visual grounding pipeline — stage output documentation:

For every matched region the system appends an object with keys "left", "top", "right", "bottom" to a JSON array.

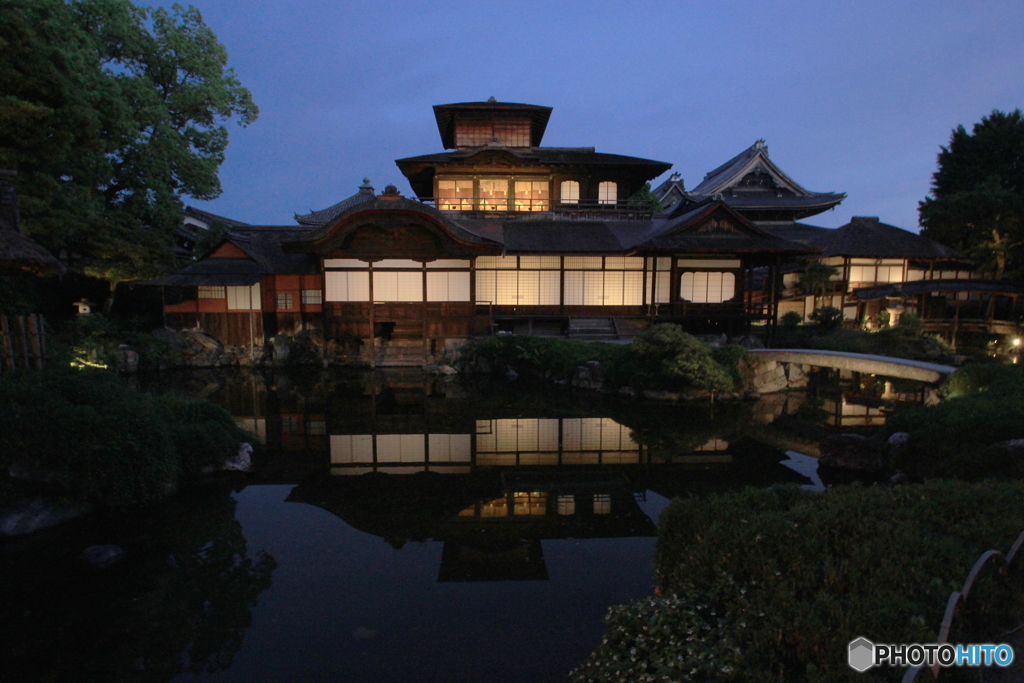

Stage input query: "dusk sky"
[{"left": 166, "top": 0, "right": 1024, "bottom": 232}]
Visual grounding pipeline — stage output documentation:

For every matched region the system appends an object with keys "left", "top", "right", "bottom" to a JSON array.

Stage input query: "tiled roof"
[
  {"left": 759, "top": 222, "right": 831, "bottom": 245},
  {"left": 810, "top": 217, "right": 963, "bottom": 259},
  {"left": 673, "top": 140, "right": 844, "bottom": 220},
  {"left": 184, "top": 206, "right": 251, "bottom": 228},
  {"left": 398, "top": 146, "right": 671, "bottom": 169},
  {"left": 638, "top": 200, "right": 813, "bottom": 255},
  {"left": 141, "top": 258, "right": 267, "bottom": 287},
  {"left": 295, "top": 180, "right": 377, "bottom": 226}
]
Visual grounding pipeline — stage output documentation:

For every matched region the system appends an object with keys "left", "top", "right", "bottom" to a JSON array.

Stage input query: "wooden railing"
[
  {"left": 415, "top": 197, "right": 656, "bottom": 220},
  {"left": 903, "top": 528, "right": 1024, "bottom": 681},
  {"left": 0, "top": 314, "right": 48, "bottom": 373}
]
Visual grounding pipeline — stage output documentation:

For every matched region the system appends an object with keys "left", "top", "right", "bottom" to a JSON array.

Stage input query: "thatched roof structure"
[{"left": 0, "top": 171, "right": 64, "bottom": 277}]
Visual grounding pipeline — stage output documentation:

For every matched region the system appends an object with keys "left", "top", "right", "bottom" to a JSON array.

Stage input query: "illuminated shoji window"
[
  {"left": 324, "top": 272, "right": 370, "bottom": 302},
  {"left": 680, "top": 272, "right": 736, "bottom": 303},
  {"left": 560, "top": 180, "right": 579, "bottom": 204},
  {"left": 593, "top": 494, "right": 612, "bottom": 515},
  {"left": 437, "top": 180, "right": 474, "bottom": 210},
  {"left": 514, "top": 180, "right": 549, "bottom": 211},
  {"left": 226, "top": 283, "right": 261, "bottom": 310},
  {"left": 479, "top": 179, "right": 508, "bottom": 211},
  {"left": 330, "top": 434, "right": 374, "bottom": 464},
  {"left": 475, "top": 256, "right": 559, "bottom": 305},
  {"left": 276, "top": 292, "right": 294, "bottom": 310},
  {"left": 557, "top": 494, "right": 576, "bottom": 516},
  {"left": 427, "top": 434, "right": 472, "bottom": 463},
  {"left": 301, "top": 289, "right": 322, "bottom": 305},
  {"left": 426, "top": 272, "right": 471, "bottom": 301},
  {"left": 372, "top": 271, "right": 422, "bottom": 302},
  {"left": 646, "top": 257, "right": 672, "bottom": 304},
  {"left": 375, "top": 434, "right": 426, "bottom": 463},
  {"left": 598, "top": 181, "right": 617, "bottom": 205},
  {"left": 198, "top": 286, "right": 225, "bottom": 299},
  {"left": 564, "top": 257, "right": 643, "bottom": 306}
]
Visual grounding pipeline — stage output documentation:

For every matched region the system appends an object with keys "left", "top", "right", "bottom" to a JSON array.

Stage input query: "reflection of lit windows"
[
  {"left": 593, "top": 494, "right": 612, "bottom": 515},
  {"left": 479, "top": 497, "right": 508, "bottom": 517},
  {"left": 598, "top": 181, "right": 617, "bottom": 205},
  {"left": 281, "top": 415, "right": 299, "bottom": 433},
  {"left": 680, "top": 272, "right": 736, "bottom": 303},
  {"left": 560, "top": 180, "right": 579, "bottom": 204},
  {"left": 276, "top": 292, "right": 293, "bottom": 310},
  {"left": 557, "top": 494, "right": 576, "bottom": 515},
  {"left": 514, "top": 492, "right": 547, "bottom": 516},
  {"left": 301, "top": 289, "right": 322, "bottom": 305},
  {"left": 306, "top": 420, "right": 326, "bottom": 435}
]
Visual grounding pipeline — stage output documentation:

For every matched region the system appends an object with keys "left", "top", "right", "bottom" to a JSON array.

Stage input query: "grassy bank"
[
  {"left": 0, "top": 369, "right": 253, "bottom": 508},
  {"left": 573, "top": 481, "right": 1024, "bottom": 682}
]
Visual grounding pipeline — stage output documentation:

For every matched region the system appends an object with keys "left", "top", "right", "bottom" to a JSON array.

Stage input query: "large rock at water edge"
[
  {"left": 80, "top": 544, "right": 126, "bottom": 569},
  {"left": 0, "top": 498, "right": 92, "bottom": 537}
]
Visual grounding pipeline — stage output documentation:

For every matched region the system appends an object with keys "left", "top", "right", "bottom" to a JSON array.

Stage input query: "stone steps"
[{"left": 568, "top": 317, "right": 618, "bottom": 340}]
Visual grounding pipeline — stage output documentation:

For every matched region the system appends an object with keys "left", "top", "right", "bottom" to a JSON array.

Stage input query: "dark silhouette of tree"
[
  {"left": 919, "top": 109, "right": 1024, "bottom": 279},
  {"left": 0, "top": 0, "right": 257, "bottom": 301}
]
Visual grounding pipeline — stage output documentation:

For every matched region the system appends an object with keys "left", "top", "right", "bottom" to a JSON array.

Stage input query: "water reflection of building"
[
  {"left": 330, "top": 417, "right": 653, "bottom": 475},
  {"left": 287, "top": 471, "right": 656, "bottom": 582}
]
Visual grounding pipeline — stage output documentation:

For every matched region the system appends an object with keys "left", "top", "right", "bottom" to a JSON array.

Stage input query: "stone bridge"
[{"left": 748, "top": 349, "right": 957, "bottom": 384}]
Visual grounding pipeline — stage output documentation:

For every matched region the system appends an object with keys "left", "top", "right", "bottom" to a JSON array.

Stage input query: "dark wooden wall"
[{"left": 165, "top": 312, "right": 264, "bottom": 347}]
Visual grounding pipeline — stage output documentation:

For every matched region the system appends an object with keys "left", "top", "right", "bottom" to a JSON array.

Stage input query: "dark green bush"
[
  {"left": 781, "top": 311, "right": 803, "bottom": 328},
  {"left": 574, "top": 481, "right": 1024, "bottom": 682},
  {"left": 809, "top": 306, "right": 844, "bottom": 331},
  {"left": 459, "top": 325, "right": 746, "bottom": 394},
  {"left": 0, "top": 369, "right": 253, "bottom": 507},
  {"left": 888, "top": 364, "right": 1024, "bottom": 478}
]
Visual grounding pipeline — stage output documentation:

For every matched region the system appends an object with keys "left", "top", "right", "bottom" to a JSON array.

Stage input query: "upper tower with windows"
[{"left": 395, "top": 99, "right": 671, "bottom": 214}]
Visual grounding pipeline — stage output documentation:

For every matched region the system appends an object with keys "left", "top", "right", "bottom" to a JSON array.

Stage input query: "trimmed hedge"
[{"left": 573, "top": 481, "right": 1024, "bottom": 682}]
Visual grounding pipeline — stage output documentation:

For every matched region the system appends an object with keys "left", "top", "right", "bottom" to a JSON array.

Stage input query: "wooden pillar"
[
  {"left": 368, "top": 267, "right": 376, "bottom": 368},
  {"left": 952, "top": 295, "right": 961, "bottom": 351}
]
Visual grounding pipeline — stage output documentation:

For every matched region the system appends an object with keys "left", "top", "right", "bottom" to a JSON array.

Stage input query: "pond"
[{"left": 1, "top": 367, "right": 920, "bottom": 682}]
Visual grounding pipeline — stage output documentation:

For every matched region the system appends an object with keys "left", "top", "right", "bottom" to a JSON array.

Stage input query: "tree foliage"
[
  {"left": 0, "top": 0, "right": 257, "bottom": 285},
  {"left": 919, "top": 109, "right": 1024, "bottom": 279}
]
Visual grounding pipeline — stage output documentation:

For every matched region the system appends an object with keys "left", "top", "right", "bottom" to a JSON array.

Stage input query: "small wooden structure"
[{"left": 0, "top": 314, "right": 47, "bottom": 372}]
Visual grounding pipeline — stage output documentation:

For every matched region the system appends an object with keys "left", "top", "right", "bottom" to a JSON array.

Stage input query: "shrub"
[
  {"left": 887, "top": 364, "right": 1024, "bottom": 478},
  {"left": 781, "top": 311, "right": 803, "bottom": 328},
  {"left": 897, "top": 311, "right": 924, "bottom": 337},
  {"left": 574, "top": 481, "right": 1024, "bottom": 682},
  {"left": 628, "top": 324, "right": 735, "bottom": 393},
  {"left": 459, "top": 325, "right": 747, "bottom": 395},
  {"left": 809, "top": 306, "right": 844, "bottom": 331},
  {"left": 0, "top": 369, "right": 253, "bottom": 507}
]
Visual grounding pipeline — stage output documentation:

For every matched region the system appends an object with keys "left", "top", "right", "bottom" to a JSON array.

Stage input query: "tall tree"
[
  {"left": 0, "top": 0, "right": 257, "bottom": 295},
  {"left": 919, "top": 109, "right": 1024, "bottom": 279}
]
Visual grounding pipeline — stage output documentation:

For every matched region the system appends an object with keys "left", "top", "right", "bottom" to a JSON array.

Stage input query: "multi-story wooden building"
[{"left": 148, "top": 100, "right": 816, "bottom": 362}]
